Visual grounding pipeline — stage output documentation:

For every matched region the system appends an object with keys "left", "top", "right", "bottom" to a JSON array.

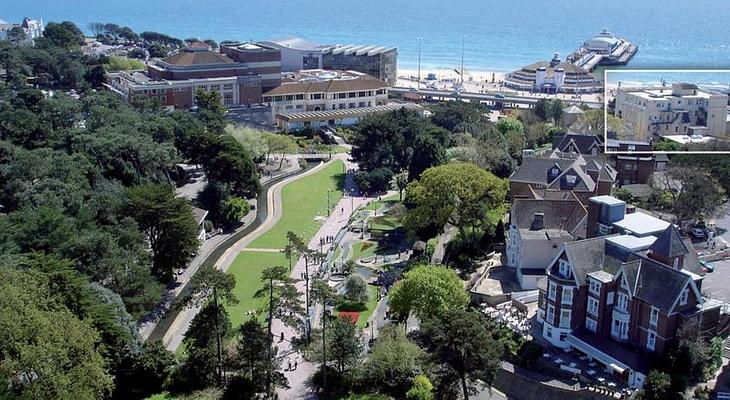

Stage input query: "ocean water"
[{"left": 4, "top": 0, "right": 730, "bottom": 73}]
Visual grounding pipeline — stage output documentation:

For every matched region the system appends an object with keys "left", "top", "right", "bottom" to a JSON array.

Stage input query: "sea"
[{"left": 4, "top": 0, "right": 730, "bottom": 83}]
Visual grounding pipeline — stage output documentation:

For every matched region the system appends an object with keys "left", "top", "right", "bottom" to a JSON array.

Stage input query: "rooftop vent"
[{"left": 530, "top": 213, "right": 545, "bottom": 231}]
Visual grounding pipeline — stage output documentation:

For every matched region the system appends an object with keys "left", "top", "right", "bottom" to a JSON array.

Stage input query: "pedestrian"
[
  {"left": 287, "top": 359, "right": 291, "bottom": 371},
  {"left": 280, "top": 332, "right": 284, "bottom": 342},
  {"left": 294, "top": 360, "right": 298, "bottom": 370}
]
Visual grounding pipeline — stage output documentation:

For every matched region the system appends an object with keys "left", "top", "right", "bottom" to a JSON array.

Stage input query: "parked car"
[
  {"left": 701, "top": 260, "right": 715, "bottom": 273},
  {"left": 690, "top": 228, "right": 707, "bottom": 240}
]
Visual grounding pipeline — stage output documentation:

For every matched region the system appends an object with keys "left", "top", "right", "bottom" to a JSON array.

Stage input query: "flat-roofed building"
[
  {"left": 259, "top": 37, "right": 398, "bottom": 85},
  {"left": 263, "top": 69, "right": 389, "bottom": 129},
  {"left": 615, "top": 83, "right": 728, "bottom": 140},
  {"left": 106, "top": 42, "right": 281, "bottom": 109}
]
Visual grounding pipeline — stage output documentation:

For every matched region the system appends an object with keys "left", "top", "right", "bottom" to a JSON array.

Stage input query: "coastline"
[{"left": 398, "top": 67, "right": 506, "bottom": 84}]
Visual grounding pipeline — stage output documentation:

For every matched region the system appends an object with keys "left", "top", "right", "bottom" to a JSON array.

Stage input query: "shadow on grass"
[{"left": 332, "top": 171, "right": 346, "bottom": 191}]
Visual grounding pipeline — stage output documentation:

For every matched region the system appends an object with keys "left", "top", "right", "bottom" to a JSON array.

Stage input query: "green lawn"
[
  {"left": 357, "top": 285, "right": 380, "bottom": 328},
  {"left": 249, "top": 160, "right": 344, "bottom": 249},
  {"left": 365, "top": 193, "right": 399, "bottom": 211},
  {"left": 368, "top": 215, "right": 403, "bottom": 231},
  {"left": 226, "top": 251, "right": 288, "bottom": 327},
  {"left": 348, "top": 241, "right": 378, "bottom": 261}
]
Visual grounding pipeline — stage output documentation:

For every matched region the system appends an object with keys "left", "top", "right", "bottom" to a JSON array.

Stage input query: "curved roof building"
[{"left": 505, "top": 53, "right": 603, "bottom": 94}]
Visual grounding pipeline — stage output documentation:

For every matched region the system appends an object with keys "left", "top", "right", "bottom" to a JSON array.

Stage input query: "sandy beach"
[{"left": 398, "top": 67, "right": 505, "bottom": 84}]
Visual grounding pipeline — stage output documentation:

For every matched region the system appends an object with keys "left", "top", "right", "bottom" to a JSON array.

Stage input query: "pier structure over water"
[{"left": 567, "top": 29, "right": 638, "bottom": 72}]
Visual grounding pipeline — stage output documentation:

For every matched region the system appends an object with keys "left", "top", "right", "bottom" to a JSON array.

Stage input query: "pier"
[{"left": 567, "top": 30, "right": 638, "bottom": 72}]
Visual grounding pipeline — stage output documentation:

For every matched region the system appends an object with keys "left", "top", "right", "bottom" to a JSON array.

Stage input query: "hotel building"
[
  {"left": 614, "top": 83, "right": 728, "bottom": 140},
  {"left": 106, "top": 42, "right": 281, "bottom": 109},
  {"left": 261, "top": 69, "right": 392, "bottom": 130},
  {"left": 537, "top": 195, "right": 722, "bottom": 388}
]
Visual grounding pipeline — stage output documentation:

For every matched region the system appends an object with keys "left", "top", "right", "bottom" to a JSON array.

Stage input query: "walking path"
[
  {"left": 275, "top": 157, "right": 371, "bottom": 399},
  {"left": 159, "top": 156, "right": 343, "bottom": 351},
  {"left": 138, "top": 158, "right": 300, "bottom": 341}
]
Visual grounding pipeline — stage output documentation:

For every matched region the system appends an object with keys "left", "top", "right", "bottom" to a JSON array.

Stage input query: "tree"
[
  {"left": 263, "top": 132, "right": 297, "bottom": 168},
  {"left": 408, "top": 134, "right": 447, "bottom": 181},
  {"left": 389, "top": 265, "right": 468, "bottom": 320},
  {"left": 418, "top": 310, "right": 502, "bottom": 400},
  {"left": 7, "top": 26, "right": 27, "bottom": 44},
  {"left": 662, "top": 166, "right": 725, "bottom": 227},
  {"left": 220, "top": 196, "right": 250, "bottom": 227},
  {"left": 231, "top": 319, "right": 285, "bottom": 395},
  {"left": 364, "top": 325, "right": 427, "bottom": 396},
  {"left": 404, "top": 163, "right": 508, "bottom": 240},
  {"left": 180, "top": 263, "right": 238, "bottom": 386},
  {"left": 202, "top": 134, "right": 261, "bottom": 198},
  {"left": 126, "top": 183, "right": 200, "bottom": 282},
  {"left": 255, "top": 266, "right": 303, "bottom": 395},
  {"left": 0, "top": 267, "right": 113, "bottom": 399},
  {"left": 311, "top": 278, "right": 338, "bottom": 391},
  {"left": 194, "top": 89, "right": 227, "bottom": 134},
  {"left": 406, "top": 375, "right": 435, "bottom": 400},
  {"left": 344, "top": 275, "right": 369, "bottom": 303},
  {"left": 42, "top": 21, "right": 85, "bottom": 48},
  {"left": 494, "top": 117, "right": 525, "bottom": 159},
  {"left": 115, "top": 341, "right": 177, "bottom": 399},
  {"left": 328, "top": 317, "right": 363, "bottom": 374},
  {"left": 429, "top": 101, "right": 484, "bottom": 132},
  {"left": 641, "top": 370, "right": 672, "bottom": 400},
  {"left": 394, "top": 172, "right": 409, "bottom": 201}
]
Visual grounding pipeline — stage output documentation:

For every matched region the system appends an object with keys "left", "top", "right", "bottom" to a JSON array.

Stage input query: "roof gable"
[{"left": 649, "top": 225, "right": 688, "bottom": 259}]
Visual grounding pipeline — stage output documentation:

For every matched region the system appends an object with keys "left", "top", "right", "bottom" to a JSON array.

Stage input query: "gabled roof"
[
  {"left": 546, "top": 165, "right": 596, "bottom": 192},
  {"left": 562, "top": 237, "right": 607, "bottom": 285},
  {"left": 649, "top": 225, "right": 688, "bottom": 259},
  {"left": 509, "top": 157, "right": 576, "bottom": 185},
  {"left": 553, "top": 134, "right": 602, "bottom": 155},
  {"left": 632, "top": 257, "right": 693, "bottom": 314}
]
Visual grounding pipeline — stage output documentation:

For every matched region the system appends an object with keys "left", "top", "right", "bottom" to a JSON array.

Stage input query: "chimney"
[
  {"left": 530, "top": 213, "right": 545, "bottom": 231},
  {"left": 626, "top": 204, "right": 635, "bottom": 214}
]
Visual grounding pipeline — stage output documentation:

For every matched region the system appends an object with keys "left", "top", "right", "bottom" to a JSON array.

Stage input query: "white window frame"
[
  {"left": 561, "top": 287, "right": 573, "bottom": 305},
  {"left": 617, "top": 292, "right": 629, "bottom": 313},
  {"left": 586, "top": 318, "right": 597, "bottom": 333},
  {"left": 559, "top": 260, "right": 572, "bottom": 279},
  {"left": 560, "top": 309, "right": 572, "bottom": 328},
  {"left": 587, "top": 297, "right": 599, "bottom": 316},
  {"left": 649, "top": 307, "right": 659, "bottom": 327},
  {"left": 589, "top": 279, "right": 601, "bottom": 296},
  {"left": 547, "top": 304, "right": 555, "bottom": 325},
  {"left": 647, "top": 331, "right": 656, "bottom": 351},
  {"left": 548, "top": 281, "right": 556, "bottom": 301}
]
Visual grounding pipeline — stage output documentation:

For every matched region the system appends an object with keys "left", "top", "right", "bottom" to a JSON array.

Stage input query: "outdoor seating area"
[
  {"left": 480, "top": 301, "right": 531, "bottom": 336},
  {"left": 538, "top": 346, "right": 636, "bottom": 399}
]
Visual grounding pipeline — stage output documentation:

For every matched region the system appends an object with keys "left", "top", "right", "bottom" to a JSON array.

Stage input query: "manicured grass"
[
  {"left": 249, "top": 160, "right": 344, "bottom": 249},
  {"left": 369, "top": 215, "right": 403, "bottom": 231},
  {"left": 365, "top": 193, "right": 399, "bottom": 211},
  {"left": 357, "top": 285, "right": 380, "bottom": 328},
  {"left": 349, "top": 241, "right": 378, "bottom": 261},
  {"left": 226, "top": 251, "right": 288, "bottom": 327}
]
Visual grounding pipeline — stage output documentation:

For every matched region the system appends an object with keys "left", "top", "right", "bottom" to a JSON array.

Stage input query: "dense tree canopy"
[
  {"left": 389, "top": 265, "right": 468, "bottom": 320},
  {"left": 404, "top": 162, "right": 508, "bottom": 238}
]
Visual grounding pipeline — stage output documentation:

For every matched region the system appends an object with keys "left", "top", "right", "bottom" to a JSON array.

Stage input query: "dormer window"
[
  {"left": 559, "top": 260, "right": 572, "bottom": 279},
  {"left": 565, "top": 175, "right": 577, "bottom": 185},
  {"left": 679, "top": 287, "right": 689, "bottom": 306}
]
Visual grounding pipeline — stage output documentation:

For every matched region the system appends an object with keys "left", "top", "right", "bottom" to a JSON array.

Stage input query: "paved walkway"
[
  {"left": 276, "top": 157, "right": 371, "bottom": 400},
  {"left": 159, "top": 156, "right": 343, "bottom": 351},
  {"left": 138, "top": 158, "right": 300, "bottom": 341}
]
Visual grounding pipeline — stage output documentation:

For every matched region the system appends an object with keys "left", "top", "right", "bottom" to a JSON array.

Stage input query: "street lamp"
[
  {"left": 327, "top": 189, "right": 331, "bottom": 217},
  {"left": 417, "top": 37, "right": 423, "bottom": 91}
]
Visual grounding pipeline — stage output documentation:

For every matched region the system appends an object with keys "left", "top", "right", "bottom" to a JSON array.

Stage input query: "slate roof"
[
  {"left": 648, "top": 225, "right": 687, "bottom": 259},
  {"left": 553, "top": 133, "right": 603, "bottom": 155},
  {"left": 562, "top": 237, "right": 607, "bottom": 285},
  {"left": 546, "top": 165, "right": 596, "bottom": 192},
  {"left": 631, "top": 257, "right": 692, "bottom": 314},
  {"left": 509, "top": 157, "right": 576, "bottom": 185},
  {"left": 512, "top": 198, "right": 587, "bottom": 237}
]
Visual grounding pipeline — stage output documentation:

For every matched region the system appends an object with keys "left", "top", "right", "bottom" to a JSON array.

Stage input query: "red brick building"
[
  {"left": 106, "top": 42, "right": 281, "bottom": 109},
  {"left": 537, "top": 195, "right": 722, "bottom": 388}
]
